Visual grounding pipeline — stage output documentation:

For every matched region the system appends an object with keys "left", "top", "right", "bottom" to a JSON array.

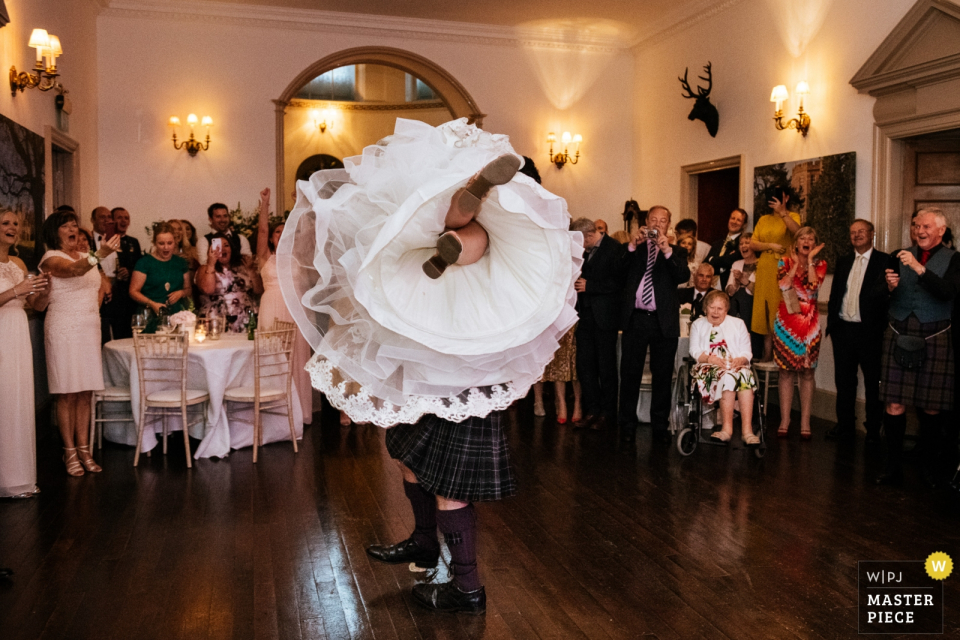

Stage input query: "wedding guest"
[
  {"left": 0, "top": 210, "right": 49, "bottom": 497},
  {"left": 689, "top": 291, "right": 758, "bottom": 445},
  {"left": 90, "top": 207, "right": 119, "bottom": 343},
  {"left": 128, "top": 222, "right": 191, "bottom": 332},
  {"left": 179, "top": 219, "right": 200, "bottom": 269},
  {"left": 594, "top": 219, "right": 608, "bottom": 237},
  {"left": 105, "top": 207, "right": 142, "bottom": 339},
  {"left": 532, "top": 327, "right": 581, "bottom": 424},
  {"left": 610, "top": 230, "right": 629, "bottom": 244},
  {"left": 196, "top": 232, "right": 262, "bottom": 332},
  {"left": 197, "top": 203, "right": 253, "bottom": 267},
  {"left": 256, "top": 187, "right": 313, "bottom": 424},
  {"left": 77, "top": 228, "right": 112, "bottom": 307},
  {"left": 705, "top": 208, "right": 748, "bottom": 288},
  {"left": 773, "top": 227, "right": 826, "bottom": 440},
  {"left": 37, "top": 209, "right": 119, "bottom": 476},
  {"left": 724, "top": 232, "right": 764, "bottom": 358},
  {"left": 674, "top": 218, "right": 710, "bottom": 264},
  {"left": 751, "top": 194, "right": 801, "bottom": 360},
  {"left": 678, "top": 262, "right": 716, "bottom": 320},
  {"left": 678, "top": 235, "right": 701, "bottom": 288}
]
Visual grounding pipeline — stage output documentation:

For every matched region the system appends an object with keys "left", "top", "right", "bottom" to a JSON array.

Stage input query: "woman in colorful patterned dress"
[
  {"left": 689, "top": 290, "right": 758, "bottom": 444},
  {"left": 773, "top": 226, "right": 826, "bottom": 439}
]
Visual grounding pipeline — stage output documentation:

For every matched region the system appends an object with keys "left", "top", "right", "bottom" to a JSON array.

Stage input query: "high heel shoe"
[
  {"left": 422, "top": 231, "right": 464, "bottom": 279},
  {"left": 449, "top": 154, "right": 522, "bottom": 220},
  {"left": 77, "top": 446, "right": 102, "bottom": 473},
  {"left": 800, "top": 429, "right": 812, "bottom": 441},
  {"left": 63, "top": 448, "right": 84, "bottom": 477},
  {"left": 777, "top": 425, "right": 789, "bottom": 438}
]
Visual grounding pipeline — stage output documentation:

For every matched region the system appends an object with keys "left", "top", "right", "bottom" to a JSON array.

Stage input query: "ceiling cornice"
[
  {"left": 630, "top": 0, "right": 747, "bottom": 51},
  {"left": 101, "top": 0, "right": 630, "bottom": 53}
]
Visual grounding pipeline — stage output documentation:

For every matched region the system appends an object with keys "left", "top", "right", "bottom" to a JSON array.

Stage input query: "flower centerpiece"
[{"left": 169, "top": 310, "right": 198, "bottom": 341}]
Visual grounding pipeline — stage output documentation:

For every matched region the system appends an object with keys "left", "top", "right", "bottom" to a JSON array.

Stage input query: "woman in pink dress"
[
  {"left": 0, "top": 210, "right": 49, "bottom": 497},
  {"left": 36, "top": 209, "right": 119, "bottom": 476},
  {"left": 256, "top": 188, "right": 313, "bottom": 424}
]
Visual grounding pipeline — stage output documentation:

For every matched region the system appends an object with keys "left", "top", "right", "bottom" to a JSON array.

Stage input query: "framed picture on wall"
[
  {"left": 754, "top": 152, "right": 856, "bottom": 273},
  {"left": 0, "top": 113, "right": 46, "bottom": 271},
  {"left": 0, "top": 2, "right": 9, "bottom": 28}
]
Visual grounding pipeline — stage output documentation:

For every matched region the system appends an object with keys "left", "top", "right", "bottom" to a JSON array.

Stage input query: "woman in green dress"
[{"left": 129, "top": 222, "right": 192, "bottom": 332}]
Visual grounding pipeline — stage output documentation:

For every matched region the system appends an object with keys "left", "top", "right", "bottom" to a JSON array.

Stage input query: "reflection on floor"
[{"left": 1, "top": 400, "right": 959, "bottom": 639}]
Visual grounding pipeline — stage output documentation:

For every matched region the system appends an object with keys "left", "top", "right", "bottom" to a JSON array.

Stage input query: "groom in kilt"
[
  {"left": 876, "top": 208, "right": 960, "bottom": 488},
  {"left": 365, "top": 411, "right": 515, "bottom": 615}
]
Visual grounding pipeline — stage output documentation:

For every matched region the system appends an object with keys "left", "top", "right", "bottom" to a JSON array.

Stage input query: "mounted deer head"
[{"left": 679, "top": 62, "right": 719, "bottom": 137}]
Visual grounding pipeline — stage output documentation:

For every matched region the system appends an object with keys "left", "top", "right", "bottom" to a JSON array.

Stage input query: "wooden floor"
[{"left": 2, "top": 399, "right": 959, "bottom": 640}]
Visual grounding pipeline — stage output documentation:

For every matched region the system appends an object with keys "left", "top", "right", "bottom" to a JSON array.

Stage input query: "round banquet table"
[{"left": 101, "top": 333, "right": 303, "bottom": 459}]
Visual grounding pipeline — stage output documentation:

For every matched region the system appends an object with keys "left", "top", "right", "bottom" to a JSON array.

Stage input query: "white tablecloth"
[{"left": 101, "top": 334, "right": 303, "bottom": 459}]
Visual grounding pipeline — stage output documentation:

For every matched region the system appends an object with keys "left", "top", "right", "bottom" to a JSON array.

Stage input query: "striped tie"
[{"left": 640, "top": 241, "right": 656, "bottom": 307}]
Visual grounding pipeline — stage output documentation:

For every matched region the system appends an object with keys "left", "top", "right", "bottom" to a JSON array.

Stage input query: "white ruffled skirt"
[{"left": 277, "top": 118, "right": 582, "bottom": 427}]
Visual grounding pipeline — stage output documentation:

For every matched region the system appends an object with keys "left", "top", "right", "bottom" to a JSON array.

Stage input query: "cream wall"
[
  {"left": 96, "top": 10, "right": 634, "bottom": 244},
  {"left": 0, "top": 0, "right": 100, "bottom": 215},
  {"left": 632, "top": 0, "right": 917, "bottom": 413}
]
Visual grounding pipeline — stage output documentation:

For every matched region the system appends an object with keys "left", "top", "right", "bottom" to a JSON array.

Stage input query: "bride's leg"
[
  {"left": 450, "top": 222, "right": 488, "bottom": 266},
  {"left": 443, "top": 154, "right": 521, "bottom": 229}
]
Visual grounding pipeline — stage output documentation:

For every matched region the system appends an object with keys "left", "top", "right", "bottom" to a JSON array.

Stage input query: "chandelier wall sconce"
[
  {"left": 9, "top": 29, "right": 65, "bottom": 96},
  {"left": 770, "top": 82, "right": 811, "bottom": 136},
  {"left": 310, "top": 108, "right": 333, "bottom": 134},
  {"left": 547, "top": 131, "right": 582, "bottom": 169},
  {"left": 169, "top": 114, "right": 213, "bottom": 156}
]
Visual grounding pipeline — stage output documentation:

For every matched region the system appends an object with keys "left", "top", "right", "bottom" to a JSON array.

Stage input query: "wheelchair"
[{"left": 670, "top": 357, "right": 767, "bottom": 458}]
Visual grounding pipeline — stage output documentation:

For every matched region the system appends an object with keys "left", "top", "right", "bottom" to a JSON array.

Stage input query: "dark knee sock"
[
  {"left": 403, "top": 481, "right": 439, "bottom": 550},
  {"left": 436, "top": 504, "right": 481, "bottom": 592},
  {"left": 884, "top": 412, "right": 907, "bottom": 473}
]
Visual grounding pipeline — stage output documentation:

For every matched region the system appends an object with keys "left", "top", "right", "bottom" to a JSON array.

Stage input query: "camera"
[{"left": 645, "top": 228, "right": 659, "bottom": 240}]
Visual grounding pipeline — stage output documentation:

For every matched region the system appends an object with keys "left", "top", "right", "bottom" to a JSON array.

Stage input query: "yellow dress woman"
[{"left": 750, "top": 195, "right": 801, "bottom": 360}]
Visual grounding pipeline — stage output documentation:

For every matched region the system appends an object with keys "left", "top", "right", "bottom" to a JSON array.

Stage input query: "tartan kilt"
[
  {"left": 385, "top": 411, "right": 517, "bottom": 502},
  {"left": 880, "top": 316, "right": 955, "bottom": 411}
]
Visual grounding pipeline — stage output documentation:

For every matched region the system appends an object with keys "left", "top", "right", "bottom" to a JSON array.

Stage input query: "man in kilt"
[
  {"left": 876, "top": 208, "right": 960, "bottom": 487},
  {"left": 365, "top": 412, "right": 515, "bottom": 614}
]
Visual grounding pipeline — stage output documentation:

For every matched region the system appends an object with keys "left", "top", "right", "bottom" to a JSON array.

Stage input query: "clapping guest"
[
  {"left": 76, "top": 228, "right": 112, "bottom": 308},
  {"left": 705, "top": 208, "right": 748, "bottom": 288},
  {"left": 773, "top": 227, "right": 826, "bottom": 440},
  {"left": 90, "top": 207, "right": 119, "bottom": 343},
  {"left": 751, "top": 194, "right": 801, "bottom": 360},
  {"left": 724, "top": 232, "right": 764, "bottom": 358},
  {"left": 196, "top": 232, "right": 262, "bottom": 332},
  {"left": 689, "top": 291, "right": 758, "bottom": 445},
  {"left": 128, "top": 222, "right": 192, "bottom": 331},
  {"left": 256, "top": 187, "right": 313, "bottom": 424},
  {"left": 36, "top": 209, "right": 119, "bottom": 476},
  {"left": 104, "top": 207, "right": 142, "bottom": 339},
  {"left": 0, "top": 210, "right": 49, "bottom": 497}
]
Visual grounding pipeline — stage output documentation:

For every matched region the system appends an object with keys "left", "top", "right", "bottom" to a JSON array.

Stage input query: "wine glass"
[
  {"left": 157, "top": 313, "right": 172, "bottom": 335},
  {"left": 131, "top": 313, "right": 146, "bottom": 334}
]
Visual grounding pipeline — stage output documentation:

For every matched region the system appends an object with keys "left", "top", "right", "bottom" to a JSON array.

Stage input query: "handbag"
[
  {"left": 782, "top": 288, "right": 801, "bottom": 315},
  {"left": 889, "top": 324, "right": 951, "bottom": 370}
]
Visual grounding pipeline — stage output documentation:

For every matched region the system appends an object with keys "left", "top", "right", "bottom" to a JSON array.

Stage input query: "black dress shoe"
[
  {"left": 589, "top": 415, "right": 608, "bottom": 432},
  {"left": 366, "top": 538, "right": 440, "bottom": 569},
  {"left": 874, "top": 471, "right": 903, "bottom": 486},
  {"left": 825, "top": 425, "right": 855, "bottom": 441},
  {"left": 574, "top": 414, "right": 594, "bottom": 430},
  {"left": 0, "top": 568, "right": 12, "bottom": 579},
  {"left": 412, "top": 581, "right": 486, "bottom": 615}
]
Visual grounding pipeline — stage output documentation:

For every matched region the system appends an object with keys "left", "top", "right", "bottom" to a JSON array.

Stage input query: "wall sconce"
[
  {"left": 547, "top": 131, "right": 582, "bottom": 169},
  {"left": 310, "top": 108, "right": 333, "bottom": 134},
  {"left": 9, "top": 28, "right": 65, "bottom": 96},
  {"left": 169, "top": 114, "right": 212, "bottom": 156},
  {"left": 771, "top": 82, "right": 811, "bottom": 136}
]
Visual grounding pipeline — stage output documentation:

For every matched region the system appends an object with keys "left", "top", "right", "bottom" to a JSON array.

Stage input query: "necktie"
[
  {"left": 844, "top": 254, "right": 864, "bottom": 320},
  {"left": 719, "top": 236, "right": 732, "bottom": 257},
  {"left": 640, "top": 241, "right": 656, "bottom": 307},
  {"left": 920, "top": 249, "right": 931, "bottom": 265},
  {"left": 694, "top": 292, "right": 703, "bottom": 304}
]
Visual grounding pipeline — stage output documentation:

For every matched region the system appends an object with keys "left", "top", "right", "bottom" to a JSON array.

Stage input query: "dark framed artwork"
[
  {"left": 754, "top": 152, "right": 856, "bottom": 273},
  {"left": 0, "top": 2, "right": 9, "bottom": 28},
  {"left": 0, "top": 113, "right": 46, "bottom": 270}
]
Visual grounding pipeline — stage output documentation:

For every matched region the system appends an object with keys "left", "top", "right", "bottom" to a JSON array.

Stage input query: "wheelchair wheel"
[
  {"left": 677, "top": 428, "right": 697, "bottom": 456},
  {"left": 753, "top": 441, "right": 766, "bottom": 458}
]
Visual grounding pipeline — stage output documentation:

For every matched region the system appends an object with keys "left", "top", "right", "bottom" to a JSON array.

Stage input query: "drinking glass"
[{"left": 131, "top": 313, "right": 147, "bottom": 334}]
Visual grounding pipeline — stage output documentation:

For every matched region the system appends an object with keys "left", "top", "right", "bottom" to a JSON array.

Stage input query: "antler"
[
  {"left": 678, "top": 68, "right": 697, "bottom": 99},
  {"left": 696, "top": 62, "right": 712, "bottom": 97}
]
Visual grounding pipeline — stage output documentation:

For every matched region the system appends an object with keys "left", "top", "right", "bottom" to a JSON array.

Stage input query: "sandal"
[
  {"left": 710, "top": 431, "right": 732, "bottom": 443},
  {"left": 777, "top": 425, "right": 789, "bottom": 438},
  {"left": 742, "top": 434, "right": 761, "bottom": 446},
  {"left": 800, "top": 429, "right": 812, "bottom": 441},
  {"left": 63, "top": 448, "right": 84, "bottom": 477},
  {"left": 77, "top": 446, "right": 102, "bottom": 473}
]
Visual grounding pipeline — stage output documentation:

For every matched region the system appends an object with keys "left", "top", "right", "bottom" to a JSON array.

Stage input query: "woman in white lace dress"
[
  {"left": 0, "top": 211, "right": 49, "bottom": 497},
  {"left": 255, "top": 187, "right": 313, "bottom": 424},
  {"left": 35, "top": 210, "right": 119, "bottom": 476}
]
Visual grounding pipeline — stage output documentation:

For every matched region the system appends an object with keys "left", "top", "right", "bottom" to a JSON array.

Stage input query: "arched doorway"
[{"left": 274, "top": 47, "right": 485, "bottom": 211}]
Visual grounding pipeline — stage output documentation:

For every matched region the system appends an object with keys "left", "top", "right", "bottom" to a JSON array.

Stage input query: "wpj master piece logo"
[{"left": 858, "top": 553, "right": 951, "bottom": 634}]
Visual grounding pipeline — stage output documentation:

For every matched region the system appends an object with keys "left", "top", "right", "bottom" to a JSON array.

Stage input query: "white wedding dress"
[{"left": 278, "top": 118, "right": 581, "bottom": 427}]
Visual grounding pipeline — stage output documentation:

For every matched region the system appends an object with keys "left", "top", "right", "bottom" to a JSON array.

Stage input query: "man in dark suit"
[
  {"left": 704, "top": 207, "right": 747, "bottom": 289},
  {"left": 826, "top": 219, "right": 888, "bottom": 443},
  {"left": 103, "top": 207, "right": 142, "bottom": 340},
  {"left": 678, "top": 262, "right": 715, "bottom": 320},
  {"left": 91, "top": 206, "right": 119, "bottom": 344},
  {"left": 573, "top": 217, "right": 625, "bottom": 430},
  {"left": 618, "top": 205, "right": 690, "bottom": 443}
]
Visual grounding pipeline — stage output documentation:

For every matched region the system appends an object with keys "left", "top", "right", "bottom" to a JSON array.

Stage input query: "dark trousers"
[
  {"left": 575, "top": 313, "right": 618, "bottom": 419},
  {"left": 831, "top": 320, "right": 883, "bottom": 435},
  {"left": 618, "top": 310, "right": 678, "bottom": 432}
]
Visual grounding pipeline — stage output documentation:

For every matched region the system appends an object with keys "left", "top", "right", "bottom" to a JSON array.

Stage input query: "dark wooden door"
[
  {"left": 697, "top": 166, "right": 740, "bottom": 246},
  {"left": 902, "top": 129, "right": 960, "bottom": 246}
]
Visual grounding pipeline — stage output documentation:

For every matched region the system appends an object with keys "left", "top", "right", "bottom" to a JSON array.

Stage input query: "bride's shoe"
[
  {"left": 422, "top": 232, "right": 463, "bottom": 280},
  {"left": 77, "top": 446, "right": 102, "bottom": 473},
  {"left": 63, "top": 448, "right": 84, "bottom": 477},
  {"left": 445, "top": 154, "right": 522, "bottom": 225}
]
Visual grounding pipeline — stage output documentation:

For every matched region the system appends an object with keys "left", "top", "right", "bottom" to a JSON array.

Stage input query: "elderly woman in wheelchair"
[{"left": 689, "top": 290, "right": 759, "bottom": 445}]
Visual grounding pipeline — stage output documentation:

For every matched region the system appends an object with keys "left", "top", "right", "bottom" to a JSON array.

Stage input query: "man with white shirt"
[
  {"left": 825, "top": 219, "right": 889, "bottom": 443},
  {"left": 678, "top": 263, "right": 716, "bottom": 320},
  {"left": 196, "top": 202, "right": 253, "bottom": 266},
  {"left": 91, "top": 206, "right": 120, "bottom": 343}
]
